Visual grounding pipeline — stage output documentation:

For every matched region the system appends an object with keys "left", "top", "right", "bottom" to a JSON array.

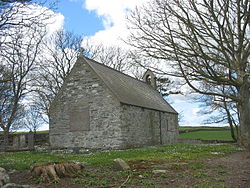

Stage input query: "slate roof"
[{"left": 82, "top": 56, "right": 177, "bottom": 114}]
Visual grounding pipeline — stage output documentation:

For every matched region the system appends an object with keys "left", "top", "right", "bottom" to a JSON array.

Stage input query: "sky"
[
  {"left": 43, "top": 0, "right": 224, "bottom": 128},
  {"left": 57, "top": 0, "right": 104, "bottom": 36}
]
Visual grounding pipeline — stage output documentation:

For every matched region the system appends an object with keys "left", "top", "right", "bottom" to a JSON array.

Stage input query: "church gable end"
[{"left": 49, "top": 56, "right": 123, "bottom": 149}]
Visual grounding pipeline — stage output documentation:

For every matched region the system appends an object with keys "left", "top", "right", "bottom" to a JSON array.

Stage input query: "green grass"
[
  {"left": 0, "top": 144, "right": 237, "bottom": 170},
  {"left": 11, "top": 130, "right": 49, "bottom": 134},
  {"left": 0, "top": 130, "right": 49, "bottom": 135},
  {"left": 179, "top": 130, "right": 233, "bottom": 141},
  {"left": 179, "top": 126, "right": 230, "bottom": 131}
]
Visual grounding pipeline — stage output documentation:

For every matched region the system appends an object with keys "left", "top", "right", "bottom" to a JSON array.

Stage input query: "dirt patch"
[
  {"left": 205, "top": 151, "right": 250, "bottom": 188},
  {"left": 8, "top": 151, "right": 250, "bottom": 187}
]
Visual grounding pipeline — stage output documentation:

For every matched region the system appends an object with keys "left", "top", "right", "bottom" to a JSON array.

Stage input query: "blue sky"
[
  {"left": 50, "top": 0, "right": 223, "bottom": 128},
  {"left": 57, "top": 0, "right": 104, "bottom": 36}
]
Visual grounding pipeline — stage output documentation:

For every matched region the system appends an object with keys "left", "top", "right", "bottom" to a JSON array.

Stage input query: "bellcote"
[{"left": 142, "top": 69, "right": 157, "bottom": 89}]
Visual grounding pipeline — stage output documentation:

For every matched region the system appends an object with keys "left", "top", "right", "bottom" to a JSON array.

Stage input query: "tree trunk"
[
  {"left": 224, "top": 100, "right": 237, "bottom": 142},
  {"left": 238, "top": 85, "right": 250, "bottom": 149},
  {"left": 229, "top": 120, "right": 237, "bottom": 142}
]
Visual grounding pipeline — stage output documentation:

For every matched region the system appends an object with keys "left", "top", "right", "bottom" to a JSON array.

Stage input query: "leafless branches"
[
  {"left": 0, "top": 0, "right": 55, "bottom": 147},
  {"left": 34, "top": 30, "right": 83, "bottom": 117},
  {"left": 0, "top": 24, "right": 46, "bottom": 146},
  {"left": 0, "top": 1, "right": 54, "bottom": 45}
]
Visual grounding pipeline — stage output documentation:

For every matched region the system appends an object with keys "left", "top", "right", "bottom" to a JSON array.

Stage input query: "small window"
[{"left": 70, "top": 106, "right": 90, "bottom": 132}]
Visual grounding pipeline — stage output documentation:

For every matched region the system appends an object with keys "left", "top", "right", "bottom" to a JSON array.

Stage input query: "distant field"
[
  {"left": 9, "top": 130, "right": 49, "bottom": 134},
  {"left": 2, "top": 128, "right": 233, "bottom": 141},
  {"left": 179, "top": 126, "right": 230, "bottom": 131},
  {"left": 179, "top": 127, "right": 233, "bottom": 141}
]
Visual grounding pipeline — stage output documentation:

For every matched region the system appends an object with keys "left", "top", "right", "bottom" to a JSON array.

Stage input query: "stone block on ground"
[
  {"left": 0, "top": 167, "right": 10, "bottom": 187},
  {"left": 113, "top": 158, "right": 130, "bottom": 170},
  {"left": 2, "top": 183, "right": 44, "bottom": 188},
  {"left": 152, "top": 169, "right": 167, "bottom": 174},
  {"left": 2, "top": 183, "right": 30, "bottom": 188}
]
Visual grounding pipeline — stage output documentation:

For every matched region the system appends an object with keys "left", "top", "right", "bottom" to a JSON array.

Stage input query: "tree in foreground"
[
  {"left": 127, "top": 0, "right": 250, "bottom": 147},
  {"left": 0, "top": 65, "right": 25, "bottom": 145},
  {"left": 0, "top": 0, "right": 54, "bottom": 147},
  {"left": 0, "top": 26, "right": 46, "bottom": 147}
]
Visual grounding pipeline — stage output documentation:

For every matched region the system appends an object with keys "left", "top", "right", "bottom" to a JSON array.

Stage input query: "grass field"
[
  {"left": 0, "top": 139, "right": 243, "bottom": 187},
  {"left": 11, "top": 130, "right": 49, "bottom": 134},
  {"left": 179, "top": 126, "right": 233, "bottom": 141},
  {"left": 179, "top": 130, "right": 233, "bottom": 141},
  {"left": 179, "top": 126, "right": 230, "bottom": 131},
  {"left": 0, "top": 144, "right": 237, "bottom": 170}
]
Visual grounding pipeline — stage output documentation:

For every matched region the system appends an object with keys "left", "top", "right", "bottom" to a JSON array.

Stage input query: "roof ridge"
[{"left": 83, "top": 56, "right": 148, "bottom": 85}]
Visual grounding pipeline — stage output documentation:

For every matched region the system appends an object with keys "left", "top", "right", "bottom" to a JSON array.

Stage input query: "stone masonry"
[{"left": 120, "top": 105, "right": 178, "bottom": 148}]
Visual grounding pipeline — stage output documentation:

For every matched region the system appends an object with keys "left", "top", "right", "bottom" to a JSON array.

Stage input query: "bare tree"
[
  {"left": 89, "top": 44, "right": 134, "bottom": 73},
  {"left": 0, "top": 1, "right": 31, "bottom": 33},
  {"left": 0, "top": 64, "right": 25, "bottom": 137},
  {"left": 35, "top": 30, "right": 83, "bottom": 118},
  {"left": 21, "top": 104, "right": 44, "bottom": 133},
  {"left": 0, "top": 24, "right": 46, "bottom": 147},
  {"left": 127, "top": 0, "right": 250, "bottom": 147},
  {"left": 0, "top": 0, "right": 54, "bottom": 47}
]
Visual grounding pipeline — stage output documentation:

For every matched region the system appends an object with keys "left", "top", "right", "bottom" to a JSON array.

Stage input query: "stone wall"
[
  {"left": 49, "top": 57, "right": 179, "bottom": 149},
  {"left": 34, "top": 133, "right": 49, "bottom": 145},
  {"left": 49, "top": 59, "right": 123, "bottom": 149},
  {"left": 0, "top": 132, "right": 49, "bottom": 151},
  {"left": 120, "top": 104, "right": 178, "bottom": 148}
]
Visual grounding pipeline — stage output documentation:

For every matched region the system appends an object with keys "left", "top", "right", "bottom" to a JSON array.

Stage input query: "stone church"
[{"left": 49, "top": 56, "right": 178, "bottom": 149}]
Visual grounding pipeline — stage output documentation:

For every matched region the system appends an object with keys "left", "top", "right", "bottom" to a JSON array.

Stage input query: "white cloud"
[
  {"left": 46, "top": 12, "right": 64, "bottom": 36},
  {"left": 84, "top": 0, "right": 148, "bottom": 46},
  {"left": 192, "top": 107, "right": 201, "bottom": 116},
  {"left": 168, "top": 93, "right": 191, "bottom": 105}
]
